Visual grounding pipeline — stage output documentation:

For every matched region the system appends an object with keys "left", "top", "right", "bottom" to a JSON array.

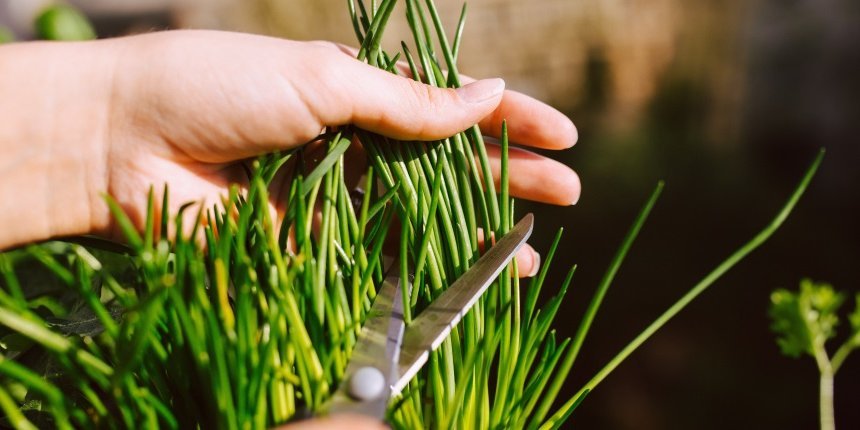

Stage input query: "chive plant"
[{"left": 0, "top": 0, "right": 823, "bottom": 429}]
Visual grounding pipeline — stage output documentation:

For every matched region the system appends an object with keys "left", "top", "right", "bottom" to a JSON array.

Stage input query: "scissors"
[{"left": 325, "top": 213, "right": 534, "bottom": 419}]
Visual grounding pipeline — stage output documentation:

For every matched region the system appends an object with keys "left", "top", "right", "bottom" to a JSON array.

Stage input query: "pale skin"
[{"left": 0, "top": 30, "right": 580, "bottom": 428}]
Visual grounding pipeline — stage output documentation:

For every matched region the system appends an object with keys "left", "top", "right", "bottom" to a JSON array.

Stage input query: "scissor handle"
[{"left": 326, "top": 265, "right": 405, "bottom": 419}]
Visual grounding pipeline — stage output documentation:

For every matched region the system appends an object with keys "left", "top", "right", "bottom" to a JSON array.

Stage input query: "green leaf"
[
  {"left": 848, "top": 293, "right": 860, "bottom": 336},
  {"left": 0, "top": 333, "right": 33, "bottom": 355},
  {"left": 0, "top": 26, "right": 13, "bottom": 44},
  {"left": 769, "top": 279, "right": 844, "bottom": 358},
  {"left": 103, "top": 195, "right": 143, "bottom": 251},
  {"left": 34, "top": 5, "right": 96, "bottom": 41},
  {"left": 769, "top": 288, "right": 812, "bottom": 357},
  {"left": 300, "top": 135, "right": 351, "bottom": 197},
  {"left": 801, "top": 279, "right": 843, "bottom": 342}
]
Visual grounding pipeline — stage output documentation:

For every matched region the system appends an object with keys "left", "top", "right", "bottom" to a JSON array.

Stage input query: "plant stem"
[
  {"left": 819, "top": 366, "right": 835, "bottom": 430},
  {"left": 542, "top": 149, "right": 824, "bottom": 428},
  {"left": 813, "top": 338, "right": 836, "bottom": 430},
  {"left": 831, "top": 336, "right": 858, "bottom": 373},
  {"left": 531, "top": 182, "right": 663, "bottom": 427}
]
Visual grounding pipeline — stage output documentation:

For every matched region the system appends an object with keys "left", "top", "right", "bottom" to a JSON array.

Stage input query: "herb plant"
[
  {"left": 0, "top": 3, "right": 95, "bottom": 44},
  {"left": 34, "top": 5, "right": 96, "bottom": 41},
  {"left": 0, "top": 27, "right": 13, "bottom": 44},
  {"left": 769, "top": 279, "right": 860, "bottom": 430},
  {"left": 0, "top": 0, "right": 824, "bottom": 428}
]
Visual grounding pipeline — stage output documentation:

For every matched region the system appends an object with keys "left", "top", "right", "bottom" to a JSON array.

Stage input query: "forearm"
[{"left": 0, "top": 40, "right": 113, "bottom": 250}]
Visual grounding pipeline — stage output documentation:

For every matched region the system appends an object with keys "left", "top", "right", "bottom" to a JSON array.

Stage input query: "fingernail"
[
  {"left": 570, "top": 192, "right": 580, "bottom": 206},
  {"left": 456, "top": 78, "right": 505, "bottom": 104},
  {"left": 528, "top": 249, "right": 541, "bottom": 277}
]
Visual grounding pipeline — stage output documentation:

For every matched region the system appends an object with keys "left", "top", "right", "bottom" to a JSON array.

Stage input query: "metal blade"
[
  {"left": 393, "top": 213, "right": 534, "bottom": 393},
  {"left": 328, "top": 264, "right": 405, "bottom": 419}
]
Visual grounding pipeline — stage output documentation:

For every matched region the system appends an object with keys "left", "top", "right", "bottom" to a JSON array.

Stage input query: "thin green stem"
[
  {"left": 831, "top": 335, "right": 858, "bottom": 373},
  {"left": 543, "top": 150, "right": 823, "bottom": 428},
  {"left": 819, "top": 366, "right": 835, "bottom": 430},
  {"left": 532, "top": 182, "right": 663, "bottom": 426}
]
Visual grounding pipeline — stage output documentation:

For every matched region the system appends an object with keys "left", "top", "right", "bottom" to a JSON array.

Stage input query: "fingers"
[
  {"left": 271, "top": 415, "right": 387, "bottom": 430},
  {"left": 514, "top": 243, "right": 541, "bottom": 278},
  {"left": 484, "top": 143, "right": 580, "bottom": 206},
  {"left": 477, "top": 89, "right": 578, "bottom": 150},
  {"left": 327, "top": 43, "right": 577, "bottom": 150},
  {"left": 516, "top": 244, "right": 541, "bottom": 278},
  {"left": 125, "top": 31, "right": 570, "bottom": 164},
  {"left": 114, "top": 32, "right": 505, "bottom": 163},
  {"left": 475, "top": 228, "right": 540, "bottom": 278},
  {"left": 302, "top": 47, "right": 505, "bottom": 141}
]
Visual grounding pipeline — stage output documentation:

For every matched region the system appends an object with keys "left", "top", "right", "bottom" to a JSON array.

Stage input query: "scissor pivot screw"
[{"left": 348, "top": 366, "right": 385, "bottom": 401}]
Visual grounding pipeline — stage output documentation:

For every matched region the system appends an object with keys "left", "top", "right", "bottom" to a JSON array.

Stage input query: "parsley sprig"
[{"left": 770, "top": 279, "right": 860, "bottom": 430}]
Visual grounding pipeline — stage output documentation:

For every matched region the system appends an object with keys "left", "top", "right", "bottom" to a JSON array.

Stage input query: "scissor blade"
[
  {"left": 393, "top": 213, "right": 534, "bottom": 394},
  {"left": 328, "top": 265, "right": 405, "bottom": 419}
]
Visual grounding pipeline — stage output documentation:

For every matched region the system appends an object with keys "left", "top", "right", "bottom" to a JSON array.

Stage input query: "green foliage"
[
  {"left": 849, "top": 293, "right": 860, "bottom": 337},
  {"left": 34, "top": 5, "right": 96, "bottom": 41},
  {"left": 0, "top": 151, "right": 391, "bottom": 429},
  {"left": 0, "top": 26, "right": 13, "bottom": 44},
  {"left": 0, "top": 0, "right": 823, "bottom": 429},
  {"left": 769, "top": 279, "right": 860, "bottom": 430},
  {"left": 770, "top": 279, "right": 844, "bottom": 358}
]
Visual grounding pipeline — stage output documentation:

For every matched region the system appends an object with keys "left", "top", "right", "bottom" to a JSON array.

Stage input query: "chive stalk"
[{"left": 0, "top": 2, "right": 821, "bottom": 429}]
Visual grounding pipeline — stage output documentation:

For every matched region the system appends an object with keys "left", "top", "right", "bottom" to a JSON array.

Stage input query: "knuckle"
[{"left": 407, "top": 80, "right": 453, "bottom": 113}]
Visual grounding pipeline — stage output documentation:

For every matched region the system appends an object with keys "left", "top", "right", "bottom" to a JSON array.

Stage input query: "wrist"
[{"left": 0, "top": 40, "right": 115, "bottom": 249}]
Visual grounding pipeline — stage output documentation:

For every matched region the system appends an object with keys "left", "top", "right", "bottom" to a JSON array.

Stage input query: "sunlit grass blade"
[
  {"left": 301, "top": 133, "right": 350, "bottom": 196},
  {"left": 451, "top": 3, "right": 467, "bottom": 63},
  {"left": 103, "top": 194, "right": 143, "bottom": 251},
  {"left": 531, "top": 181, "right": 663, "bottom": 426}
]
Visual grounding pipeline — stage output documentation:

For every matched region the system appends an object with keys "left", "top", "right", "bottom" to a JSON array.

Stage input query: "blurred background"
[{"left": 3, "top": 0, "right": 858, "bottom": 428}]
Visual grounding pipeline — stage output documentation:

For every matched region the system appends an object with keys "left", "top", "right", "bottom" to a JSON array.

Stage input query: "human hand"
[{"left": 0, "top": 30, "right": 580, "bottom": 277}]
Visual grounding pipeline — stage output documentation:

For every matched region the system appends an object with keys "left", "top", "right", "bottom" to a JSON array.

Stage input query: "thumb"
[{"left": 303, "top": 50, "right": 505, "bottom": 141}]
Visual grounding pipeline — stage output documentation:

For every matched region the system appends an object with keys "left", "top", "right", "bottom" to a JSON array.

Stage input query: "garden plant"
[
  {"left": 770, "top": 279, "right": 860, "bottom": 430},
  {"left": 0, "top": 0, "right": 824, "bottom": 428}
]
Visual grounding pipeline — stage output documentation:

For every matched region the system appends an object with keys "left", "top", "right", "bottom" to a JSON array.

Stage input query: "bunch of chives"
[
  {"left": 0, "top": 0, "right": 822, "bottom": 428},
  {"left": 326, "top": 1, "right": 821, "bottom": 428},
  {"left": 0, "top": 143, "right": 397, "bottom": 429}
]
